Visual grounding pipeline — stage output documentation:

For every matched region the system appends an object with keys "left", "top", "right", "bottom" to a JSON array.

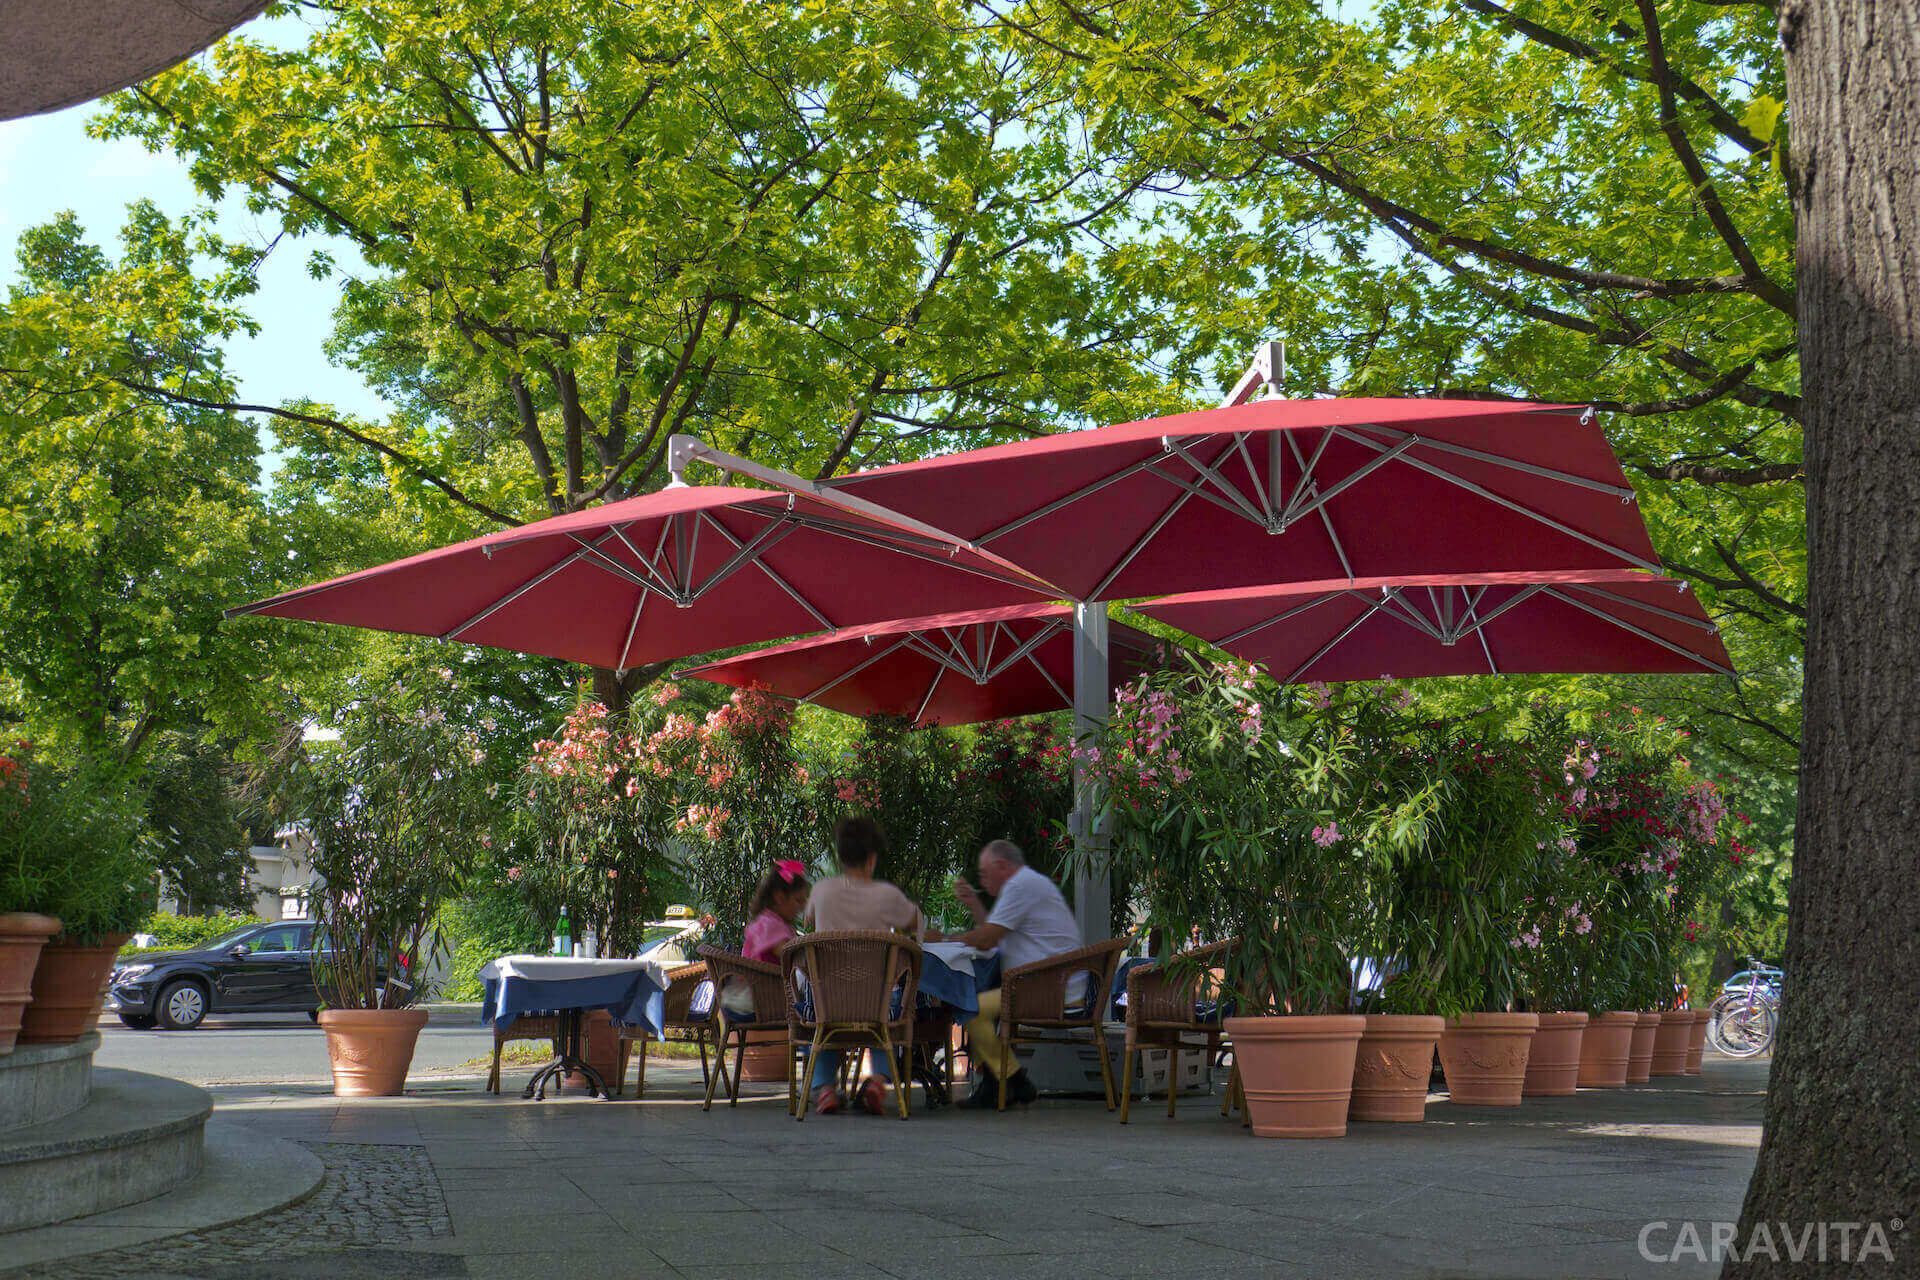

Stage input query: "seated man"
[{"left": 930, "top": 839, "right": 1082, "bottom": 1108}]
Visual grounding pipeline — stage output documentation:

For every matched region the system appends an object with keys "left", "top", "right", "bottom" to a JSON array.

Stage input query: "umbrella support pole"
[{"left": 1071, "top": 600, "right": 1113, "bottom": 942}]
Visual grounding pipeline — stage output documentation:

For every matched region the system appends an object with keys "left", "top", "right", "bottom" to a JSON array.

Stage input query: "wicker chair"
[
  {"left": 613, "top": 961, "right": 711, "bottom": 1099},
  {"left": 987, "top": 936, "right": 1128, "bottom": 1112},
  {"left": 485, "top": 1014, "right": 559, "bottom": 1095},
  {"left": 1115, "top": 939, "right": 1237, "bottom": 1123},
  {"left": 696, "top": 944, "right": 790, "bottom": 1111},
  {"left": 781, "top": 930, "right": 923, "bottom": 1121}
]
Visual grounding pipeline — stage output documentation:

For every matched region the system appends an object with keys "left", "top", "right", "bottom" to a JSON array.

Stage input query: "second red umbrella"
[
  {"left": 680, "top": 602, "right": 1166, "bottom": 728},
  {"left": 1135, "top": 570, "right": 1731, "bottom": 683}
]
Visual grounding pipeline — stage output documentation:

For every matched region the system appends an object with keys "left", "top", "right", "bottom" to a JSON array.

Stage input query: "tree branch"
[
  {"left": 1634, "top": 0, "right": 1796, "bottom": 314},
  {"left": 119, "top": 380, "right": 519, "bottom": 526}
]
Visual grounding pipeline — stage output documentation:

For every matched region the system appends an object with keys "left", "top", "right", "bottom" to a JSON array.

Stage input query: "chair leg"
[
  {"left": 1119, "top": 1044, "right": 1135, "bottom": 1123},
  {"left": 636, "top": 1035, "right": 649, "bottom": 1100},
  {"left": 729, "top": 1035, "right": 747, "bottom": 1107},
  {"left": 702, "top": 1028, "right": 727, "bottom": 1112},
  {"left": 696, "top": 1030, "right": 712, "bottom": 1091},
  {"left": 889, "top": 1033, "right": 910, "bottom": 1120},
  {"left": 612, "top": 1040, "right": 628, "bottom": 1098},
  {"left": 996, "top": 1038, "right": 1010, "bottom": 1112},
  {"left": 1094, "top": 1033, "right": 1117, "bottom": 1112},
  {"left": 786, "top": 1031, "right": 798, "bottom": 1118},
  {"left": 487, "top": 1042, "right": 501, "bottom": 1095},
  {"left": 797, "top": 1030, "right": 827, "bottom": 1122}
]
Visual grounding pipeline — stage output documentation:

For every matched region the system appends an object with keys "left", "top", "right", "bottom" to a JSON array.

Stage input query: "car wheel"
[
  {"left": 117, "top": 1013, "right": 157, "bottom": 1030},
  {"left": 156, "top": 979, "right": 208, "bottom": 1031}
]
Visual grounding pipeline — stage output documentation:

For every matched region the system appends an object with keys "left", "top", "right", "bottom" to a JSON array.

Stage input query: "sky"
[{"left": 0, "top": 10, "right": 391, "bottom": 447}]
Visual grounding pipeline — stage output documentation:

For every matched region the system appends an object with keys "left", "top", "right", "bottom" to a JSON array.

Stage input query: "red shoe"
[
  {"left": 858, "top": 1078, "right": 887, "bottom": 1115},
  {"left": 813, "top": 1086, "right": 842, "bottom": 1115}
]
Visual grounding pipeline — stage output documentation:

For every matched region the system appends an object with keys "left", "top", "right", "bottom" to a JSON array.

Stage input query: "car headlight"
[{"left": 114, "top": 963, "right": 154, "bottom": 981}]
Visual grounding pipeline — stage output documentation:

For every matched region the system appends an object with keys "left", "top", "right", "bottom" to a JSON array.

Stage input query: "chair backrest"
[
  {"left": 1004, "top": 937, "right": 1129, "bottom": 1024},
  {"left": 1126, "top": 938, "right": 1239, "bottom": 1026},
  {"left": 661, "top": 962, "right": 709, "bottom": 1025},
  {"left": 697, "top": 944, "right": 787, "bottom": 1025},
  {"left": 782, "top": 931, "right": 922, "bottom": 1027}
]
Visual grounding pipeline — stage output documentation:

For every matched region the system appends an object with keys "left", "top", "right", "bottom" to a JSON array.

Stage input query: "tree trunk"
[
  {"left": 589, "top": 662, "right": 668, "bottom": 714},
  {"left": 1728, "top": 2, "right": 1920, "bottom": 1271}
]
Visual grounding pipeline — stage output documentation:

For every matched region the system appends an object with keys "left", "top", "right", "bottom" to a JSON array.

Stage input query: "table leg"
[{"left": 522, "top": 1009, "right": 611, "bottom": 1101}]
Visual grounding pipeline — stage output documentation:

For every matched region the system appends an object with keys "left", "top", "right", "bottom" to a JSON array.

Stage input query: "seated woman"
[
  {"left": 800, "top": 815, "right": 922, "bottom": 1115},
  {"left": 717, "top": 861, "right": 811, "bottom": 1022}
]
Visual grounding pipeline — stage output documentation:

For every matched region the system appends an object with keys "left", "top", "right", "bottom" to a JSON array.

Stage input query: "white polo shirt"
[{"left": 987, "top": 866, "right": 1084, "bottom": 981}]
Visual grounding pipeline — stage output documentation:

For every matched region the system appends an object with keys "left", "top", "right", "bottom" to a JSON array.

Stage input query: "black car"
[{"left": 107, "top": 920, "right": 329, "bottom": 1030}]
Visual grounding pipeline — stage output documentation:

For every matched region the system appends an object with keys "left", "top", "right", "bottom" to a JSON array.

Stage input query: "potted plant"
[
  {"left": 1565, "top": 726, "right": 1692, "bottom": 1086},
  {"left": 1082, "top": 662, "right": 1373, "bottom": 1138},
  {"left": 666, "top": 685, "right": 820, "bottom": 1080},
  {"left": 1304, "top": 686, "right": 1450, "bottom": 1124},
  {"left": 300, "top": 674, "right": 491, "bottom": 1096},
  {"left": 513, "top": 694, "right": 679, "bottom": 1086},
  {"left": 0, "top": 745, "right": 155, "bottom": 1046},
  {"left": 1383, "top": 721, "right": 1550, "bottom": 1107},
  {"left": 1491, "top": 733, "right": 1612, "bottom": 1097}
]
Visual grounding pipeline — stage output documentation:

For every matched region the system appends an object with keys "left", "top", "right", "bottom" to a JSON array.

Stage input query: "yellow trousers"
[{"left": 966, "top": 988, "right": 1018, "bottom": 1078}]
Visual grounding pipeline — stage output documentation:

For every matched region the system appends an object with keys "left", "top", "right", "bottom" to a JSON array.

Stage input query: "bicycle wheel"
[{"left": 1709, "top": 997, "right": 1775, "bottom": 1057}]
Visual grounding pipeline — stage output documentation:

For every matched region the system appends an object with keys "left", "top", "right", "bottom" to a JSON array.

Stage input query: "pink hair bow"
[{"left": 775, "top": 859, "right": 807, "bottom": 884}]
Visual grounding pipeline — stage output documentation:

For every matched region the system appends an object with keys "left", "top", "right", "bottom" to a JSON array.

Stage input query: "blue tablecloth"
[
  {"left": 917, "top": 950, "right": 1000, "bottom": 1017},
  {"left": 479, "top": 958, "right": 669, "bottom": 1038}
]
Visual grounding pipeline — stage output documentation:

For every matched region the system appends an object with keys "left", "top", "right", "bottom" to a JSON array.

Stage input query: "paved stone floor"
[{"left": 14, "top": 1059, "right": 1777, "bottom": 1280}]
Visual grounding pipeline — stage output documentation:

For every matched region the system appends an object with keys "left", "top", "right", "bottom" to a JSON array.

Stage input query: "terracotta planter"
[
  {"left": 1225, "top": 1014, "right": 1365, "bottom": 1138},
  {"left": 318, "top": 1007, "right": 429, "bottom": 1096},
  {"left": 562, "top": 1009, "right": 622, "bottom": 1093},
  {"left": 1684, "top": 1008, "right": 1710, "bottom": 1075},
  {"left": 1576, "top": 1011, "right": 1638, "bottom": 1087},
  {"left": 19, "top": 933, "right": 129, "bottom": 1044},
  {"left": 1651, "top": 1009, "right": 1693, "bottom": 1076},
  {"left": 1349, "top": 1014, "right": 1444, "bottom": 1122},
  {"left": 1438, "top": 1012, "right": 1538, "bottom": 1106},
  {"left": 739, "top": 1028, "right": 789, "bottom": 1083},
  {"left": 0, "top": 913, "right": 62, "bottom": 1054},
  {"left": 1520, "top": 1011, "right": 1590, "bottom": 1098},
  {"left": 1626, "top": 1010, "right": 1661, "bottom": 1083}
]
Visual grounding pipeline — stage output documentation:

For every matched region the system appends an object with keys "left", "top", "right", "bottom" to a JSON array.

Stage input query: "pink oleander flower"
[
  {"left": 1311, "top": 822, "right": 1341, "bottom": 848},
  {"left": 506, "top": 866, "right": 522, "bottom": 882}
]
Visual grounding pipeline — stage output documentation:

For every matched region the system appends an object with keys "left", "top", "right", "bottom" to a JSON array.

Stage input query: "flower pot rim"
[
  {"left": 1358, "top": 1013, "right": 1446, "bottom": 1029},
  {"left": 1443, "top": 1011, "right": 1540, "bottom": 1027},
  {"left": 0, "top": 913, "right": 63, "bottom": 937},
  {"left": 318, "top": 1007, "right": 430, "bottom": 1027},
  {"left": 1224, "top": 1013, "right": 1366, "bottom": 1032}
]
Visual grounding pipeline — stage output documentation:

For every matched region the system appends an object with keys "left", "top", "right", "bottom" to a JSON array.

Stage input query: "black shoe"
[
  {"left": 959, "top": 1072, "right": 1000, "bottom": 1109},
  {"left": 1006, "top": 1069, "right": 1038, "bottom": 1106}
]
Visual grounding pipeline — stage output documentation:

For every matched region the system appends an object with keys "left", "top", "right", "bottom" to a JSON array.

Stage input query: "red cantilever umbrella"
[
  {"left": 228, "top": 485, "right": 1058, "bottom": 670},
  {"left": 1135, "top": 570, "right": 1732, "bottom": 684},
  {"left": 828, "top": 398, "right": 1660, "bottom": 602},
  {"left": 680, "top": 602, "right": 1166, "bottom": 728}
]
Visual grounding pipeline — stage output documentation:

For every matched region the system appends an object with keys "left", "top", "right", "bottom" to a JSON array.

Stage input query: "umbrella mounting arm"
[
  {"left": 1220, "top": 339, "right": 1287, "bottom": 408},
  {"left": 664, "top": 434, "right": 1063, "bottom": 596}
]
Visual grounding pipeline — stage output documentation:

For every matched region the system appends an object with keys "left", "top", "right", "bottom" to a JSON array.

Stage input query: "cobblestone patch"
[{"left": 14, "top": 1142, "right": 455, "bottom": 1279}]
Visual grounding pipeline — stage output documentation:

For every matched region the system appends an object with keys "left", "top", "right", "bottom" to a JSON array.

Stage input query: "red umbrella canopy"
[
  {"left": 680, "top": 603, "right": 1167, "bottom": 728},
  {"left": 828, "top": 398, "right": 1660, "bottom": 602},
  {"left": 230, "top": 486, "right": 1058, "bottom": 670},
  {"left": 1136, "top": 570, "right": 1732, "bottom": 684}
]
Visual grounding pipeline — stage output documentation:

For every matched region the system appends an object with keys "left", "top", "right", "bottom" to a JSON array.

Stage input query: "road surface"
[{"left": 91, "top": 1005, "right": 497, "bottom": 1085}]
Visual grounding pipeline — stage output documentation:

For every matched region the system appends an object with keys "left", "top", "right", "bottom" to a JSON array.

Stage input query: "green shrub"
[
  {"left": 0, "top": 747, "right": 157, "bottom": 942},
  {"left": 118, "top": 911, "right": 258, "bottom": 956}
]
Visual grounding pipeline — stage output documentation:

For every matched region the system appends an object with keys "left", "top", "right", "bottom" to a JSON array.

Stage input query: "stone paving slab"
[{"left": 3, "top": 1058, "right": 1787, "bottom": 1279}]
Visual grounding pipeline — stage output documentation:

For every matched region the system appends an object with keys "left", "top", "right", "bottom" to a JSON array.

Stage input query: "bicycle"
[{"left": 1705, "top": 959, "right": 1782, "bottom": 1058}]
